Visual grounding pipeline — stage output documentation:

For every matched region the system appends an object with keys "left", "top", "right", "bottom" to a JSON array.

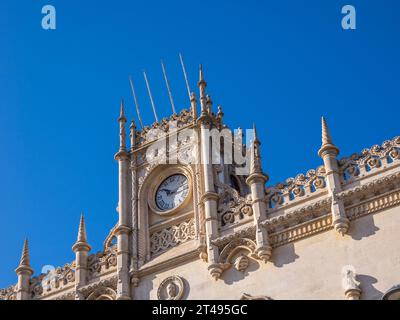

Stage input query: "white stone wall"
[{"left": 134, "top": 205, "right": 400, "bottom": 300}]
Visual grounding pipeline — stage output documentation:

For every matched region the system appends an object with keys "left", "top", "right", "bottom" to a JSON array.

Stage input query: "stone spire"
[
  {"left": 190, "top": 92, "right": 197, "bottom": 119},
  {"left": 72, "top": 213, "right": 91, "bottom": 252},
  {"left": 15, "top": 239, "right": 33, "bottom": 300},
  {"left": 245, "top": 124, "right": 271, "bottom": 264},
  {"left": 198, "top": 65, "right": 208, "bottom": 118},
  {"left": 16, "top": 239, "right": 32, "bottom": 273},
  {"left": 118, "top": 98, "right": 127, "bottom": 152},
  {"left": 248, "top": 124, "right": 264, "bottom": 176},
  {"left": 318, "top": 116, "right": 339, "bottom": 157},
  {"left": 317, "top": 117, "right": 349, "bottom": 236}
]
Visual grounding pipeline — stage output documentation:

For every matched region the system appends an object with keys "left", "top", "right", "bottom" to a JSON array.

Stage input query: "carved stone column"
[
  {"left": 318, "top": 117, "right": 349, "bottom": 235},
  {"left": 246, "top": 126, "right": 272, "bottom": 262},
  {"left": 114, "top": 99, "right": 132, "bottom": 300},
  {"left": 197, "top": 66, "right": 221, "bottom": 280}
]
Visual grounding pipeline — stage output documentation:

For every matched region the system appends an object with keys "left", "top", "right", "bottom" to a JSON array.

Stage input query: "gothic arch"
[
  {"left": 219, "top": 238, "right": 257, "bottom": 268},
  {"left": 86, "top": 287, "right": 116, "bottom": 300}
]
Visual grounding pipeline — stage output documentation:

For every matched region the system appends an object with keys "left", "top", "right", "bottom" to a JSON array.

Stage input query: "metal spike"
[
  {"left": 179, "top": 53, "right": 191, "bottom": 101},
  {"left": 129, "top": 76, "right": 144, "bottom": 129},
  {"left": 161, "top": 60, "right": 176, "bottom": 114},
  {"left": 143, "top": 71, "right": 159, "bottom": 122}
]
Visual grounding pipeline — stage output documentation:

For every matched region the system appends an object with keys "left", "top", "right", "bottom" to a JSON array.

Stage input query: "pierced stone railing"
[
  {"left": 339, "top": 136, "right": 400, "bottom": 184},
  {"left": 30, "top": 262, "right": 75, "bottom": 299},
  {"left": 87, "top": 245, "right": 117, "bottom": 279},
  {"left": 0, "top": 284, "right": 16, "bottom": 300},
  {"left": 265, "top": 166, "right": 327, "bottom": 210},
  {"left": 134, "top": 109, "right": 194, "bottom": 147}
]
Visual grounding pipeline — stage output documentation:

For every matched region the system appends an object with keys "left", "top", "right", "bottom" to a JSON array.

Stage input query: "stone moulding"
[
  {"left": 211, "top": 225, "right": 256, "bottom": 248},
  {"left": 269, "top": 214, "right": 333, "bottom": 248},
  {"left": 337, "top": 171, "right": 400, "bottom": 200},
  {"left": 346, "top": 188, "right": 400, "bottom": 221}
]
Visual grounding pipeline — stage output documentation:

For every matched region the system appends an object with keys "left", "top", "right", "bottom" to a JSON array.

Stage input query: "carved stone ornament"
[
  {"left": 341, "top": 265, "right": 361, "bottom": 300},
  {"left": 157, "top": 275, "right": 185, "bottom": 300}
]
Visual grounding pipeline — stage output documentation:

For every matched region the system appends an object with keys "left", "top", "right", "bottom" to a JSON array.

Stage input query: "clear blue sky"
[{"left": 0, "top": 0, "right": 399, "bottom": 288}]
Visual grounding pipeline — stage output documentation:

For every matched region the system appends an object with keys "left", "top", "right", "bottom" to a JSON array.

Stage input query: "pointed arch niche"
[{"left": 137, "top": 164, "right": 200, "bottom": 266}]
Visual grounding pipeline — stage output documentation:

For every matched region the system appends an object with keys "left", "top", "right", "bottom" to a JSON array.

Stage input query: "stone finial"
[
  {"left": 342, "top": 265, "right": 361, "bottom": 300},
  {"left": 119, "top": 98, "right": 126, "bottom": 122},
  {"left": 197, "top": 65, "right": 210, "bottom": 122},
  {"left": 253, "top": 123, "right": 260, "bottom": 145},
  {"left": 190, "top": 92, "right": 197, "bottom": 119},
  {"left": 321, "top": 116, "right": 332, "bottom": 145},
  {"left": 250, "top": 124, "right": 262, "bottom": 174},
  {"left": 206, "top": 95, "right": 212, "bottom": 113},
  {"left": 198, "top": 64, "right": 206, "bottom": 87},
  {"left": 115, "top": 98, "right": 129, "bottom": 159},
  {"left": 15, "top": 239, "right": 33, "bottom": 276},
  {"left": 72, "top": 213, "right": 91, "bottom": 253},
  {"left": 318, "top": 116, "right": 339, "bottom": 157},
  {"left": 246, "top": 124, "right": 269, "bottom": 184}
]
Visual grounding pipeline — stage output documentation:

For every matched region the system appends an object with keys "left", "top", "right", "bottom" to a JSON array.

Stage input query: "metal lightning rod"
[
  {"left": 129, "top": 75, "right": 143, "bottom": 129},
  {"left": 179, "top": 53, "right": 191, "bottom": 101},
  {"left": 161, "top": 60, "right": 177, "bottom": 114},
  {"left": 143, "top": 71, "right": 159, "bottom": 123}
]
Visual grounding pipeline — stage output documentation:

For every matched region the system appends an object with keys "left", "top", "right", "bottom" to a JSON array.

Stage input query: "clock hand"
[
  {"left": 169, "top": 186, "right": 189, "bottom": 195},
  {"left": 159, "top": 188, "right": 172, "bottom": 195}
]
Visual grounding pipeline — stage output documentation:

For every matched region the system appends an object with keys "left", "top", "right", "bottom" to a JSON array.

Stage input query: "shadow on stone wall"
[
  {"left": 271, "top": 243, "right": 299, "bottom": 268},
  {"left": 357, "top": 274, "right": 384, "bottom": 300},
  {"left": 350, "top": 215, "right": 380, "bottom": 241},
  {"left": 223, "top": 256, "right": 260, "bottom": 285}
]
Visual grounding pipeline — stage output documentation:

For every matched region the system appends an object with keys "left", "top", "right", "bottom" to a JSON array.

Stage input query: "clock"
[{"left": 155, "top": 174, "right": 189, "bottom": 211}]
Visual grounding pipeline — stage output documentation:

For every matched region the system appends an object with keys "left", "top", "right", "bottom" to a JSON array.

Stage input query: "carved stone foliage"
[
  {"left": 30, "top": 262, "right": 76, "bottom": 299},
  {"left": 266, "top": 166, "right": 326, "bottom": 209},
  {"left": 134, "top": 109, "right": 194, "bottom": 147},
  {"left": 87, "top": 246, "right": 117, "bottom": 278},
  {"left": 150, "top": 219, "right": 196, "bottom": 256},
  {"left": 0, "top": 285, "right": 16, "bottom": 300},
  {"left": 87, "top": 287, "right": 117, "bottom": 300},
  {"left": 157, "top": 275, "right": 185, "bottom": 300},
  {"left": 339, "top": 136, "right": 400, "bottom": 182},
  {"left": 79, "top": 276, "right": 118, "bottom": 300},
  {"left": 103, "top": 223, "right": 118, "bottom": 251},
  {"left": 214, "top": 165, "right": 253, "bottom": 228}
]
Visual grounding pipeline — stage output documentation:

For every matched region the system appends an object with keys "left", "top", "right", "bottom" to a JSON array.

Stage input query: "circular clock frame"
[{"left": 148, "top": 167, "right": 193, "bottom": 216}]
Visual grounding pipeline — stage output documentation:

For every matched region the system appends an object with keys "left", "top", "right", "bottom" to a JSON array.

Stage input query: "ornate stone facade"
[{"left": 1, "top": 67, "right": 400, "bottom": 300}]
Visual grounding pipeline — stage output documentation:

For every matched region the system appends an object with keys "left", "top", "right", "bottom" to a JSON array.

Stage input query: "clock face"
[{"left": 155, "top": 174, "right": 189, "bottom": 211}]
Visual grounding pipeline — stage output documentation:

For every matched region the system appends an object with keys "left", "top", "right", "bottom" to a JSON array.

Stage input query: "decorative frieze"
[
  {"left": 346, "top": 188, "right": 400, "bottom": 221},
  {"left": 269, "top": 215, "right": 332, "bottom": 248},
  {"left": 150, "top": 219, "right": 196, "bottom": 256}
]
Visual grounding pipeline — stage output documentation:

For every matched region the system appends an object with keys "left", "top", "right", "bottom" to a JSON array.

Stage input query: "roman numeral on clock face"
[{"left": 155, "top": 174, "right": 189, "bottom": 211}]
